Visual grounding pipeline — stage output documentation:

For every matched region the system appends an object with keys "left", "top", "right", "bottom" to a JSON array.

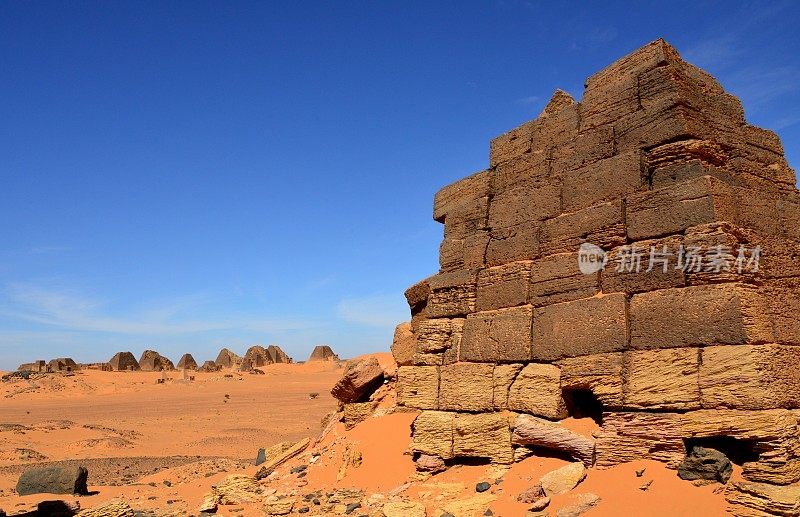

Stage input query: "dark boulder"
[
  {"left": 678, "top": 446, "right": 733, "bottom": 484},
  {"left": 16, "top": 466, "right": 89, "bottom": 496}
]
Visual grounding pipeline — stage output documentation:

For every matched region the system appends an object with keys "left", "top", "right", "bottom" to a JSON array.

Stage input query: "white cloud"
[
  {"left": 336, "top": 294, "right": 408, "bottom": 328},
  {"left": 0, "top": 282, "right": 314, "bottom": 336}
]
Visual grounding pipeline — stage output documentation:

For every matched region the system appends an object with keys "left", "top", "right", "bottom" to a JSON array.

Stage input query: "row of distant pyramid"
[{"left": 17, "top": 344, "right": 340, "bottom": 373}]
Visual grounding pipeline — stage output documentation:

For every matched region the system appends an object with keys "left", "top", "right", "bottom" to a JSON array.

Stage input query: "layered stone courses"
[{"left": 392, "top": 39, "right": 800, "bottom": 512}]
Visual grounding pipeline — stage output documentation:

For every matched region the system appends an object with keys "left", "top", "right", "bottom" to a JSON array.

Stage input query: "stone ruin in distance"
[{"left": 392, "top": 39, "right": 800, "bottom": 494}]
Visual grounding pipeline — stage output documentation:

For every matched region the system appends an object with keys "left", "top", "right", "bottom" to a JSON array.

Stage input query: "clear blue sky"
[{"left": 1, "top": 1, "right": 798, "bottom": 369}]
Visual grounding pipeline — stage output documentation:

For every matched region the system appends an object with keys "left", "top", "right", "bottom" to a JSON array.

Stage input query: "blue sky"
[{"left": 1, "top": 1, "right": 798, "bottom": 369}]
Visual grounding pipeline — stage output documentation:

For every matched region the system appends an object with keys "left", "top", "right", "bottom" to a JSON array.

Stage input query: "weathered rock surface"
[
  {"left": 725, "top": 480, "right": 800, "bottom": 517},
  {"left": 331, "top": 357, "right": 384, "bottom": 403},
  {"left": 678, "top": 446, "right": 733, "bottom": 484},
  {"left": 76, "top": 498, "right": 135, "bottom": 516},
  {"left": 539, "top": 462, "right": 587, "bottom": 496},
  {"left": 512, "top": 414, "right": 595, "bottom": 465},
  {"left": 16, "top": 466, "right": 89, "bottom": 496}
]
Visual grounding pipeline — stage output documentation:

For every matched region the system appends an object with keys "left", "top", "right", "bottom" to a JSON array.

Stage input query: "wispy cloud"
[
  {"left": 681, "top": 4, "right": 800, "bottom": 118},
  {"left": 518, "top": 95, "right": 540, "bottom": 106},
  {"left": 336, "top": 294, "right": 408, "bottom": 328},
  {"left": 0, "top": 282, "right": 314, "bottom": 336}
]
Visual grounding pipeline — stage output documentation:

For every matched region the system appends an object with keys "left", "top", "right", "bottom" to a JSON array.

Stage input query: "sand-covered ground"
[
  {"left": 0, "top": 361, "right": 343, "bottom": 514},
  {"left": 0, "top": 356, "right": 736, "bottom": 516}
]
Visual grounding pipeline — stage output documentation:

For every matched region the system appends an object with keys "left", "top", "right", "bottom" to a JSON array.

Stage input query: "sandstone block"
[
  {"left": 595, "top": 409, "right": 800, "bottom": 484},
  {"left": 532, "top": 293, "right": 628, "bottom": 361},
  {"left": 539, "top": 462, "right": 587, "bottom": 496},
  {"left": 488, "top": 180, "right": 560, "bottom": 229},
  {"left": 725, "top": 480, "right": 800, "bottom": 517},
  {"left": 491, "top": 151, "right": 549, "bottom": 193},
  {"left": 539, "top": 200, "right": 626, "bottom": 256},
  {"left": 438, "top": 362, "right": 494, "bottom": 412},
  {"left": 396, "top": 366, "right": 439, "bottom": 409},
  {"left": 485, "top": 221, "right": 540, "bottom": 266},
  {"left": 582, "top": 39, "right": 680, "bottom": 128},
  {"left": 512, "top": 414, "right": 595, "bottom": 466},
  {"left": 629, "top": 284, "right": 773, "bottom": 350},
  {"left": 529, "top": 252, "right": 599, "bottom": 307},
  {"left": 700, "top": 345, "right": 800, "bottom": 410},
  {"left": 615, "top": 103, "right": 715, "bottom": 152},
  {"left": 414, "top": 318, "right": 464, "bottom": 363},
  {"left": 460, "top": 306, "right": 533, "bottom": 362},
  {"left": 343, "top": 402, "right": 378, "bottom": 430},
  {"left": 443, "top": 195, "right": 489, "bottom": 241},
  {"left": 411, "top": 411, "right": 454, "bottom": 459},
  {"left": 391, "top": 322, "right": 415, "bottom": 367},
  {"left": 552, "top": 125, "right": 616, "bottom": 173},
  {"left": 490, "top": 121, "right": 535, "bottom": 167},
  {"left": 453, "top": 412, "right": 513, "bottom": 463},
  {"left": 557, "top": 353, "right": 624, "bottom": 409},
  {"left": 476, "top": 261, "right": 531, "bottom": 311},
  {"left": 600, "top": 236, "right": 686, "bottom": 294},
  {"left": 561, "top": 151, "right": 645, "bottom": 212},
  {"left": 330, "top": 357, "right": 384, "bottom": 403},
  {"left": 434, "top": 170, "right": 490, "bottom": 223},
  {"left": 626, "top": 176, "right": 736, "bottom": 240},
  {"left": 508, "top": 363, "right": 567, "bottom": 420},
  {"left": 764, "top": 278, "right": 800, "bottom": 345},
  {"left": 492, "top": 363, "right": 523, "bottom": 410},
  {"left": 427, "top": 269, "right": 478, "bottom": 318},
  {"left": 624, "top": 348, "right": 701, "bottom": 410}
]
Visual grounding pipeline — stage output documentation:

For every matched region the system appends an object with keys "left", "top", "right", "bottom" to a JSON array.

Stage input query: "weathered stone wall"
[{"left": 392, "top": 39, "right": 800, "bottom": 491}]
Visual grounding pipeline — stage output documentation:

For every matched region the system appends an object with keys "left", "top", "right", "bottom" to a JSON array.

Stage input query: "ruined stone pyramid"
[{"left": 392, "top": 39, "right": 800, "bottom": 499}]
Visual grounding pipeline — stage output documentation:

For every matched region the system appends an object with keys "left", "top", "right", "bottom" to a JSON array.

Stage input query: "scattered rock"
[
  {"left": 512, "top": 414, "right": 596, "bottom": 466},
  {"left": 725, "top": 480, "right": 800, "bottom": 516},
  {"left": 475, "top": 482, "right": 491, "bottom": 493},
  {"left": 678, "top": 447, "right": 733, "bottom": 484},
  {"left": 517, "top": 484, "right": 546, "bottom": 504},
  {"left": 635, "top": 468, "right": 645, "bottom": 477},
  {"left": 381, "top": 501, "right": 426, "bottom": 517},
  {"left": 76, "top": 498, "right": 135, "bottom": 516},
  {"left": 539, "top": 462, "right": 587, "bottom": 496},
  {"left": 415, "top": 454, "right": 447, "bottom": 474},
  {"left": 215, "top": 475, "right": 260, "bottom": 504},
  {"left": 16, "top": 466, "right": 89, "bottom": 496},
  {"left": 639, "top": 480, "right": 653, "bottom": 491},
  {"left": 330, "top": 357, "right": 384, "bottom": 403},
  {"left": 530, "top": 497, "right": 551, "bottom": 512},
  {"left": 264, "top": 497, "right": 294, "bottom": 515},
  {"left": 556, "top": 493, "right": 601, "bottom": 517}
]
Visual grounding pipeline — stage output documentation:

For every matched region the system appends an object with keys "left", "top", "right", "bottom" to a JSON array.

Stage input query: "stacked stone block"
[{"left": 392, "top": 39, "right": 800, "bottom": 502}]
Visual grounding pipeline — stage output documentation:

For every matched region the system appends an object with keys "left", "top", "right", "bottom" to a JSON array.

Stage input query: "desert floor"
[
  {"left": 0, "top": 361, "right": 343, "bottom": 514},
  {"left": 0, "top": 357, "right": 735, "bottom": 516}
]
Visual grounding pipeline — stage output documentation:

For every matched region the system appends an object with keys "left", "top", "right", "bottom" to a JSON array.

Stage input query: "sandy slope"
[
  {"left": 0, "top": 357, "right": 735, "bottom": 516},
  {"left": 0, "top": 362, "right": 342, "bottom": 468}
]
